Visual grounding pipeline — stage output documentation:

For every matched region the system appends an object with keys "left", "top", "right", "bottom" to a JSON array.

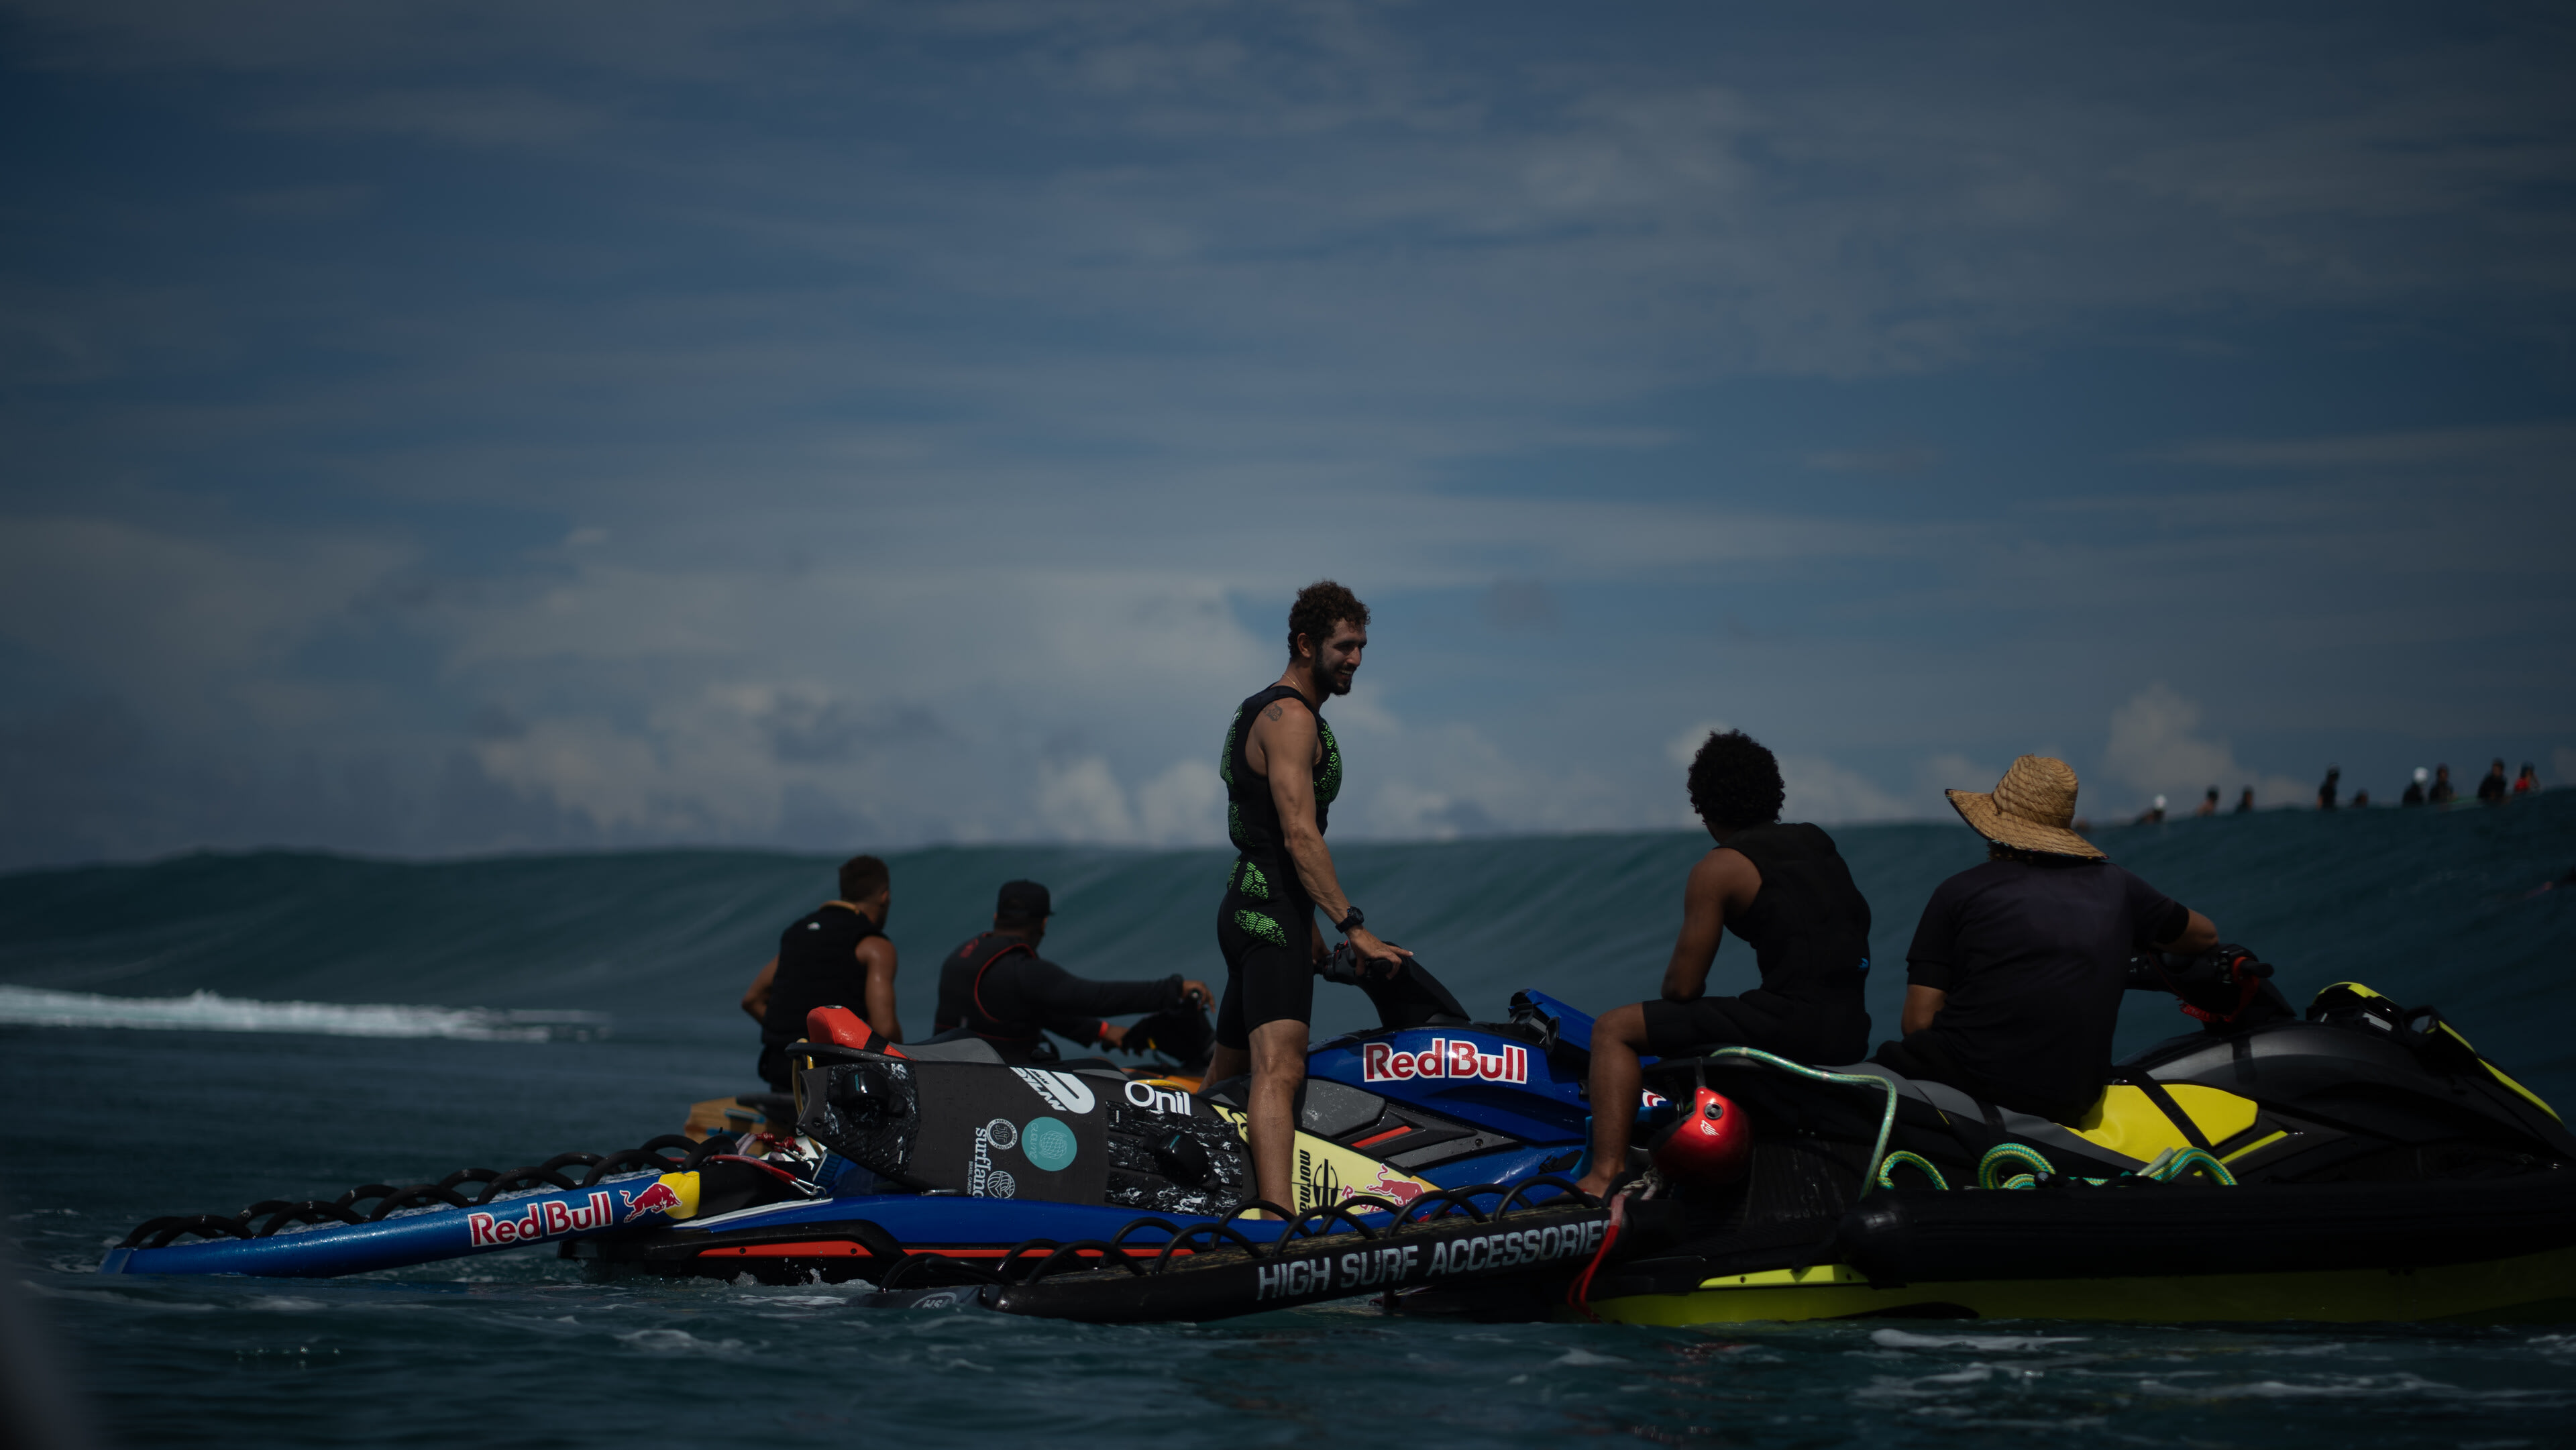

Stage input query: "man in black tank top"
[
  {"left": 1573, "top": 731, "right": 1874, "bottom": 1201},
  {"left": 1211, "top": 581, "right": 1413, "bottom": 1212},
  {"left": 739, "top": 854, "right": 901, "bottom": 1091},
  {"left": 931, "top": 880, "right": 1212, "bottom": 1064}
]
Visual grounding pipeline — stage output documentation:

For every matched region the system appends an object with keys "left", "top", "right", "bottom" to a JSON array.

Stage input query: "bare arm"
[
  {"left": 1660, "top": 849, "right": 1762, "bottom": 1002},
  {"left": 858, "top": 937, "right": 902, "bottom": 1043},
  {"left": 1252, "top": 698, "right": 1409, "bottom": 967},
  {"left": 2154, "top": 910, "right": 2218, "bottom": 955},
  {"left": 1902, "top": 986, "right": 1946, "bottom": 1035},
  {"left": 741, "top": 957, "right": 778, "bottom": 1023}
]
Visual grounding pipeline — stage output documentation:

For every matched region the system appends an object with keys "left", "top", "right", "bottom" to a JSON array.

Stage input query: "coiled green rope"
[
  {"left": 1876, "top": 1151, "right": 1949, "bottom": 1191},
  {"left": 1978, "top": 1142, "right": 2055, "bottom": 1189}
]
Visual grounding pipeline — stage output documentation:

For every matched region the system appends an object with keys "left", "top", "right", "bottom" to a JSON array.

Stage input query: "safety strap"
[{"left": 2110, "top": 1069, "right": 2212, "bottom": 1152}]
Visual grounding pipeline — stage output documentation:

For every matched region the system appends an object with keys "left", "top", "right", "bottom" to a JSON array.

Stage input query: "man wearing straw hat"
[{"left": 1877, "top": 755, "right": 2218, "bottom": 1125}]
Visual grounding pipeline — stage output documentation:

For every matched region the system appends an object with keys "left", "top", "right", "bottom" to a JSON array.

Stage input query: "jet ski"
[
  {"left": 1554, "top": 951, "right": 2576, "bottom": 1326},
  {"left": 99, "top": 949, "right": 1608, "bottom": 1308},
  {"left": 100, "top": 943, "right": 2576, "bottom": 1326}
]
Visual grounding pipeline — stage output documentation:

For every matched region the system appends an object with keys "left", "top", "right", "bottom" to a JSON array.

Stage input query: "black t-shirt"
[
  {"left": 933, "top": 932, "right": 1183, "bottom": 1049},
  {"left": 1902, "top": 858, "right": 2188, "bottom": 1122},
  {"left": 761, "top": 902, "right": 881, "bottom": 1047}
]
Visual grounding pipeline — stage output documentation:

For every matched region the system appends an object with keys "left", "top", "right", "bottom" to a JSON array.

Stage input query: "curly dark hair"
[
  {"left": 1685, "top": 730, "right": 1784, "bottom": 829},
  {"left": 837, "top": 854, "right": 890, "bottom": 902},
  {"left": 1287, "top": 580, "right": 1370, "bottom": 657}
]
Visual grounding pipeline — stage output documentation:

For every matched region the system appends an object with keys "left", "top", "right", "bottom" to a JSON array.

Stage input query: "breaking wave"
[{"left": 0, "top": 985, "right": 608, "bottom": 1041}]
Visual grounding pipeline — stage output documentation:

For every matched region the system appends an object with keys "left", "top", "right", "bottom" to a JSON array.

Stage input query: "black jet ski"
[{"left": 1556, "top": 950, "right": 2576, "bottom": 1325}]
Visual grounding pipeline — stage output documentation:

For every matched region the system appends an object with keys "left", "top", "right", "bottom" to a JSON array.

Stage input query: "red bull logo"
[
  {"left": 1360, "top": 1038, "right": 1528, "bottom": 1086},
  {"left": 466, "top": 1190, "right": 616, "bottom": 1248},
  {"left": 619, "top": 1180, "right": 684, "bottom": 1217},
  {"left": 463, "top": 1178, "right": 688, "bottom": 1249},
  {"left": 1350, "top": 1163, "right": 1426, "bottom": 1206}
]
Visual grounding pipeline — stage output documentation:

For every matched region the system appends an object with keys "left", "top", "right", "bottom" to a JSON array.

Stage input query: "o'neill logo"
[
  {"left": 1361, "top": 1038, "right": 1528, "bottom": 1086},
  {"left": 465, "top": 1180, "right": 684, "bottom": 1249}
]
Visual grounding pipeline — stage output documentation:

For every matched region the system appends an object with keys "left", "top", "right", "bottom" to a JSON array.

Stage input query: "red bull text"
[
  {"left": 1360, "top": 1038, "right": 1529, "bottom": 1086},
  {"left": 463, "top": 1180, "right": 680, "bottom": 1249}
]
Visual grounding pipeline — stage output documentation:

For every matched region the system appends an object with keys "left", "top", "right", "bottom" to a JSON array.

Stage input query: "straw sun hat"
[{"left": 1945, "top": 755, "right": 2105, "bottom": 861}]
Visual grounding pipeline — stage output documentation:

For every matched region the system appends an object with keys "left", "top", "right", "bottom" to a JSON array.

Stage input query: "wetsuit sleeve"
[
  {"left": 2121, "top": 868, "right": 2189, "bottom": 948},
  {"left": 1020, "top": 957, "right": 1186, "bottom": 1041},
  {"left": 1905, "top": 875, "right": 1968, "bottom": 993}
]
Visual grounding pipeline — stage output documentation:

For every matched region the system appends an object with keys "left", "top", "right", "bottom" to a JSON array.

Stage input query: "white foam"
[
  {"left": 0, "top": 985, "right": 607, "bottom": 1041},
  {"left": 1870, "top": 1329, "right": 2088, "bottom": 1351}
]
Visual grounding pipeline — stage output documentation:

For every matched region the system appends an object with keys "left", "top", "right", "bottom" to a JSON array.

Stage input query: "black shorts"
[
  {"left": 1638, "top": 995, "right": 1788, "bottom": 1058},
  {"left": 1214, "top": 872, "right": 1315, "bottom": 1050}
]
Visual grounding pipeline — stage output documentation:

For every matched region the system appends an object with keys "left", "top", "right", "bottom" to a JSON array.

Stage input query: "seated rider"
[
  {"left": 1876, "top": 755, "right": 2218, "bottom": 1125},
  {"left": 933, "top": 880, "right": 1210, "bottom": 1065},
  {"left": 741, "top": 854, "right": 900, "bottom": 1092},
  {"left": 1574, "top": 729, "right": 1874, "bottom": 1200}
]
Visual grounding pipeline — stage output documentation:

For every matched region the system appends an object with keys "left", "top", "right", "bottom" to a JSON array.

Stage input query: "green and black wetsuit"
[{"left": 1212, "top": 683, "right": 1342, "bottom": 1048}]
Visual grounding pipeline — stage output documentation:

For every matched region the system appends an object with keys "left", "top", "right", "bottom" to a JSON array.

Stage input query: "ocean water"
[{"left": 3, "top": 794, "right": 2573, "bottom": 1447}]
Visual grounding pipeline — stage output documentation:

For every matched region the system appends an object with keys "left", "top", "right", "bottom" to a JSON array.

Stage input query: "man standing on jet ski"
[
  {"left": 1574, "top": 729, "right": 1874, "bottom": 1200},
  {"left": 741, "top": 854, "right": 901, "bottom": 1091},
  {"left": 931, "top": 880, "right": 1211, "bottom": 1064},
  {"left": 1208, "top": 581, "right": 1412, "bottom": 1212},
  {"left": 1877, "top": 756, "right": 2218, "bottom": 1125}
]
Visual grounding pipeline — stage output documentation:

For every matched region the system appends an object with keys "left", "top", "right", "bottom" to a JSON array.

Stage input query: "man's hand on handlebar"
[
  {"left": 1097, "top": 1023, "right": 1129, "bottom": 1052},
  {"left": 1180, "top": 979, "right": 1213, "bottom": 1008},
  {"left": 1348, "top": 926, "right": 1411, "bottom": 974}
]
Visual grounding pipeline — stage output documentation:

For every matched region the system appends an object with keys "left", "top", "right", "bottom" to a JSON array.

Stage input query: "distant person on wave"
[
  {"left": 930, "top": 880, "right": 1210, "bottom": 1066},
  {"left": 2479, "top": 759, "right": 2510, "bottom": 805},
  {"left": 1572, "top": 729, "right": 1873, "bottom": 1201},
  {"left": 2317, "top": 766, "right": 2340, "bottom": 811},
  {"left": 2351, "top": 788, "right": 2370, "bottom": 808},
  {"left": 2194, "top": 788, "right": 2219, "bottom": 817},
  {"left": 741, "top": 854, "right": 900, "bottom": 1091},
  {"left": 2402, "top": 768, "right": 2428, "bottom": 807},
  {"left": 1875, "top": 756, "right": 2219, "bottom": 1126},
  {"left": 2516, "top": 762, "right": 2540, "bottom": 796},
  {"left": 2429, "top": 764, "right": 2457, "bottom": 805},
  {"left": 2136, "top": 794, "right": 2167, "bottom": 825},
  {"left": 1206, "top": 580, "right": 1412, "bottom": 1212},
  {"left": 2234, "top": 786, "right": 2255, "bottom": 813}
]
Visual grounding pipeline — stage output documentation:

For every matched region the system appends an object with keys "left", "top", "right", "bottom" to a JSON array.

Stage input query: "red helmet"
[{"left": 1650, "top": 1085, "right": 1752, "bottom": 1187}]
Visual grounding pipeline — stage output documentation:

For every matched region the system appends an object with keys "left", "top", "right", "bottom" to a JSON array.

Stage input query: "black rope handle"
[
  {"left": 1495, "top": 1175, "right": 1596, "bottom": 1212},
  {"left": 1151, "top": 1219, "right": 1269, "bottom": 1272},
  {"left": 1395, "top": 1184, "right": 1500, "bottom": 1227},
  {"left": 1280, "top": 1201, "right": 1381, "bottom": 1243},
  {"left": 1025, "top": 1240, "right": 1146, "bottom": 1280}
]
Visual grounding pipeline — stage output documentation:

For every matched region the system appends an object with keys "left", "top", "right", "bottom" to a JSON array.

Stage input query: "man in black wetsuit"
[
  {"left": 740, "top": 854, "right": 900, "bottom": 1091},
  {"left": 1875, "top": 756, "right": 2218, "bottom": 1125},
  {"left": 2429, "top": 764, "right": 2457, "bottom": 805},
  {"left": 1210, "top": 580, "right": 1411, "bottom": 1211},
  {"left": 932, "top": 880, "right": 1210, "bottom": 1064},
  {"left": 2478, "top": 759, "right": 2510, "bottom": 805},
  {"left": 1574, "top": 729, "right": 1874, "bottom": 1200}
]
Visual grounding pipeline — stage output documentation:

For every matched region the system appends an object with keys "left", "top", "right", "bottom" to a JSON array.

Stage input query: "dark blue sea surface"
[{"left": 5, "top": 794, "right": 2573, "bottom": 1446}]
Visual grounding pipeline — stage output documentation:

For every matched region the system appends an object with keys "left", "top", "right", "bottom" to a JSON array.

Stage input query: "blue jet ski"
[{"left": 100, "top": 951, "right": 1613, "bottom": 1309}]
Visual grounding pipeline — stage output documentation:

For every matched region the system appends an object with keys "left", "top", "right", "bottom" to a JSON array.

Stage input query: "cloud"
[
  {"left": 1778, "top": 754, "right": 1911, "bottom": 825},
  {"left": 2100, "top": 684, "right": 2308, "bottom": 811},
  {"left": 1667, "top": 721, "right": 1731, "bottom": 769},
  {"left": 1481, "top": 578, "right": 1558, "bottom": 632}
]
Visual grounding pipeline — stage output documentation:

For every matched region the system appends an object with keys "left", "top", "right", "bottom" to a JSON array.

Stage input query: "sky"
[{"left": 2, "top": 1, "right": 2573, "bottom": 870}]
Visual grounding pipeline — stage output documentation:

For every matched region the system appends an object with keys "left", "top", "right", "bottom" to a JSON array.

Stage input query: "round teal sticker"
[{"left": 1022, "top": 1115, "right": 1077, "bottom": 1172}]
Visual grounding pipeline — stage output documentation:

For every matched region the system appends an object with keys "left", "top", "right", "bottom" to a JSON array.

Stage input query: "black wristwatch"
[{"left": 1336, "top": 906, "right": 1364, "bottom": 935}]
